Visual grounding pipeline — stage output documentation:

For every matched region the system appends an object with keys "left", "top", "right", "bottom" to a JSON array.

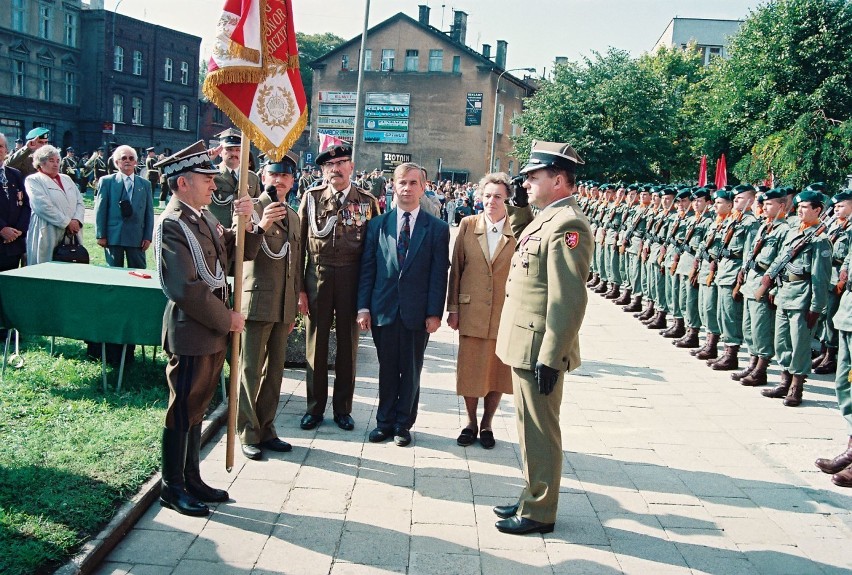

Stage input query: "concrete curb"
[{"left": 54, "top": 401, "right": 230, "bottom": 575}]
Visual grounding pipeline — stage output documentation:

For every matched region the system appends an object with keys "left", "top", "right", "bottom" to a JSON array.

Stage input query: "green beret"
[
  {"left": 756, "top": 185, "right": 770, "bottom": 193},
  {"left": 831, "top": 189, "right": 852, "bottom": 204},
  {"left": 627, "top": 183, "right": 640, "bottom": 191},
  {"left": 805, "top": 182, "right": 827, "bottom": 192},
  {"left": 763, "top": 187, "right": 786, "bottom": 200},
  {"left": 675, "top": 189, "right": 692, "bottom": 200},
  {"left": 662, "top": 187, "right": 677, "bottom": 196},
  {"left": 795, "top": 190, "right": 825, "bottom": 206},
  {"left": 734, "top": 183, "right": 755, "bottom": 195},
  {"left": 713, "top": 190, "right": 735, "bottom": 202},
  {"left": 755, "top": 193, "right": 766, "bottom": 203},
  {"left": 692, "top": 188, "right": 711, "bottom": 199},
  {"left": 705, "top": 184, "right": 718, "bottom": 192}
]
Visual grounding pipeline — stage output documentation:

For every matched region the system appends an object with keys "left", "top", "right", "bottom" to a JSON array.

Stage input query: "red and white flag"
[
  {"left": 203, "top": 0, "right": 307, "bottom": 160},
  {"left": 318, "top": 133, "right": 348, "bottom": 153},
  {"left": 697, "top": 155, "right": 707, "bottom": 187}
]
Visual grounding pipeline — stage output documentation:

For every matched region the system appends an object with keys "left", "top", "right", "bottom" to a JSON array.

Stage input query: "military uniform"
[
  {"left": 60, "top": 150, "right": 81, "bottom": 192},
  {"left": 660, "top": 189, "right": 693, "bottom": 337},
  {"left": 621, "top": 196, "right": 652, "bottom": 311},
  {"left": 673, "top": 190, "right": 713, "bottom": 348},
  {"left": 602, "top": 188, "right": 626, "bottom": 298},
  {"left": 210, "top": 165, "right": 260, "bottom": 228},
  {"left": 813, "top": 214, "right": 851, "bottom": 373},
  {"left": 495, "top": 141, "right": 593, "bottom": 534},
  {"left": 85, "top": 152, "right": 108, "bottom": 190},
  {"left": 145, "top": 149, "right": 163, "bottom": 201},
  {"left": 238, "top": 174, "right": 301, "bottom": 455},
  {"left": 299, "top": 149, "right": 379, "bottom": 426}
]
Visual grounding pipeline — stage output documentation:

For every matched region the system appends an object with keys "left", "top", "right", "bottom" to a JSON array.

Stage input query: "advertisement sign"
[
  {"left": 364, "top": 130, "right": 409, "bottom": 144},
  {"left": 465, "top": 92, "right": 483, "bottom": 126},
  {"left": 364, "top": 104, "right": 410, "bottom": 118},
  {"left": 381, "top": 152, "right": 412, "bottom": 171},
  {"left": 317, "top": 129, "right": 354, "bottom": 140},
  {"left": 318, "top": 115, "right": 355, "bottom": 128},
  {"left": 318, "top": 91, "right": 357, "bottom": 104},
  {"left": 364, "top": 118, "right": 409, "bottom": 131},
  {"left": 366, "top": 92, "right": 410, "bottom": 106}
]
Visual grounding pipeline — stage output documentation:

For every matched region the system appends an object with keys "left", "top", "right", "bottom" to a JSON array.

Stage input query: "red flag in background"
[
  {"left": 763, "top": 170, "right": 775, "bottom": 189},
  {"left": 318, "top": 133, "right": 348, "bottom": 153},
  {"left": 714, "top": 154, "right": 727, "bottom": 188},
  {"left": 697, "top": 155, "right": 707, "bottom": 187},
  {"left": 203, "top": 0, "right": 307, "bottom": 160}
]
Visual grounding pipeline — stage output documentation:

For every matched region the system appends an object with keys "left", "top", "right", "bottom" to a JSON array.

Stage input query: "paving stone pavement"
[{"left": 96, "top": 263, "right": 852, "bottom": 574}]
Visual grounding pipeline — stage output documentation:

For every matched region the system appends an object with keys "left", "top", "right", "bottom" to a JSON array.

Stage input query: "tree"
[
  {"left": 296, "top": 32, "right": 346, "bottom": 111},
  {"left": 698, "top": 0, "right": 852, "bottom": 187}
]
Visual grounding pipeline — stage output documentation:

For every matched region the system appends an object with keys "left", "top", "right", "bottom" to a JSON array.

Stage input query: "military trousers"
[
  {"left": 679, "top": 274, "right": 701, "bottom": 328},
  {"left": 716, "top": 286, "right": 744, "bottom": 345},
  {"left": 644, "top": 258, "right": 658, "bottom": 304},
  {"left": 605, "top": 244, "right": 622, "bottom": 285},
  {"left": 653, "top": 263, "right": 668, "bottom": 312},
  {"left": 698, "top": 283, "right": 720, "bottom": 334},
  {"left": 743, "top": 297, "right": 775, "bottom": 358},
  {"left": 834, "top": 330, "right": 852, "bottom": 433},
  {"left": 512, "top": 366, "right": 565, "bottom": 524},
  {"left": 165, "top": 349, "right": 227, "bottom": 432},
  {"left": 591, "top": 242, "right": 600, "bottom": 274},
  {"left": 239, "top": 318, "right": 290, "bottom": 445},
  {"left": 666, "top": 271, "right": 682, "bottom": 318},
  {"left": 628, "top": 253, "right": 643, "bottom": 296},
  {"left": 775, "top": 308, "right": 818, "bottom": 376},
  {"left": 821, "top": 291, "right": 841, "bottom": 348},
  {"left": 595, "top": 243, "right": 607, "bottom": 280},
  {"left": 619, "top": 248, "right": 630, "bottom": 288},
  {"left": 304, "top": 263, "right": 361, "bottom": 417}
]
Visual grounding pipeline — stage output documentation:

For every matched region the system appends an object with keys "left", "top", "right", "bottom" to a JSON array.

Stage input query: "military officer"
[
  {"left": 659, "top": 188, "right": 694, "bottom": 338},
  {"left": 8, "top": 127, "right": 49, "bottom": 180},
  {"left": 494, "top": 141, "right": 593, "bottom": 535},
  {"left": 144, "top": 147, "right": 164, "bottom": 202},
  {"left": 673, "top": 188, "right": 713, "bottom": 348},
  {"left": 154, "top": 141, "right": 278, "bottom": 517},
  {"left": 761, "top": 189, "right": 832, "bottom": 406},
  {"left": 602, "top": 185, "right": 626, "bottom": 299},
  {"left": 60, "top": 147, "right": 81, "bottom": 193},
  {"left": 210, "top": 129, "right": 261, "bottom": 228},
  {"left": 643, "top": 187, "right": 678, "bottom": 329},
  {"left": 238, "top": 154, "right": 302, "bottom": 460},
  {"left": 815, "top": 188, "right": 852, "bottom": 488},
  {"left": 735, "top": 188, "right": 790, "bottom": 385},
  {"left": 621, "top": 186, "right": 652, "bottom": 312},
  {"left": 298, "top": 142, "right": 380, "bottom": 431},
  {"left": 85, "top": 147, "right": 108, "bottom": 191},
  {"left": 635, "top": 188, "right": 664, "bottom": 322}
]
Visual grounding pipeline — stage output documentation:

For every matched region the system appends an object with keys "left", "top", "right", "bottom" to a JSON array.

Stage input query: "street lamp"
[{"left": 489, "top": 67, "right": 535, "bottom": 174}]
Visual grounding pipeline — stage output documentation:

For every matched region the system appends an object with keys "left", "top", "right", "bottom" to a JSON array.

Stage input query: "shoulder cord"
[
  {"left": 307, "top": 192, "right": 337, "bottom": 238},
  {"left": 249, "top": 208, "right": 290, "bottom": 260},
  {"left": 210, "top": 191, "right": 234, "bottom": 206},
  {"left": 155, "top": 215, "right": 227, "bottom": 300}
]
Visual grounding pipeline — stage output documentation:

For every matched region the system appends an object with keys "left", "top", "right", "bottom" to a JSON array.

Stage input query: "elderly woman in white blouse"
[{"left": 25, "top": 145, "right": 85, "bottom": 264}]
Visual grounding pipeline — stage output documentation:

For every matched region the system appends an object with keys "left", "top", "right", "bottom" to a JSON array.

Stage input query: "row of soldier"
[{"left": 578, "top": 181, "right": 852, "bottom": 489}]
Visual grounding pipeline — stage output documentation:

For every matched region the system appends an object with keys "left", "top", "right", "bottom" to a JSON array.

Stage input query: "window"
[
  {"left": 113, "top": 94, "right": 124, "bottom": 123},
  {"left": 64, "top": 72, "right": 76, "bottom": 104},
  {"left": 496, "top": 103, "right": 505, "bottom": 135},
  {"left": 163, "top": 101, "right": 173, "bottom": 128},
  {"left": 39, "top": 66, "right": 51, "bottom": 101},
  {"left": 11, "top": 0, "right": 26, "bottom": 32},
  {"left": 114, "top": 46, "right": 124, "bottom": 72},
  {"left": 508, "top": 160, "right": 514, "bottom": 175},
  {"left": 452, "top": 55, "right": 461, "bottom": 73},
  {"left": 180, "top": 61, "right": 189, "bottom": 85},
  {"left": 179, "top": 104, "right": 189, "bottom": 130},
  {"left": 340, "top": 54, "right": 349, "bottom": 70},
  {"left": 705, "top": 46, "right": 722, "bottom": 65},
  {"left": 404, "top": 49, "right": 419, "bottom": 72},
  {"left": 132, "top": 97, "right": 143, "bottom": 124},
  {"left": 362, "top": 48, "right": 372, "bottom": 71},
  {"left": 13, "top": 61, "right": 25, "bottom": 97},
  {"left": 39, "top": 4, "right": 52, "bottom": 40},
  {"left": 164, "top": 58, "right": 173, "bottom": 82},
  {"left": 133, "top": 51, "right": 143, "bottom": 75},
  {"left": 511, "top": 111, "right": 520, "bottom": 137},
  {"left": 494, "top": 158, "right": 500, "bottom": 172},
  {"left": 428, "top": 49, "right": 443, "bottom": 72},
  {"left": 64, "top": 13, "right": 77, "bottom": 47},
  {"left": 381, "top": 49, "right": 395, "bottom": 71}
]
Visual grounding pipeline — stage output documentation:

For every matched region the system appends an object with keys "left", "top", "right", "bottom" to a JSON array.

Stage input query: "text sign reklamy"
[
  {"left": 364, "top": 104, "right": 410, "bottom": 118},
  {"left": 465, "top": 92, "right": 483, "bottom": 126},
  {"left": 365, "top": 118, "right": 409, "bottom": 131},
  {"left": 364, "top": 130, "right": 409, "bottom": 144}
]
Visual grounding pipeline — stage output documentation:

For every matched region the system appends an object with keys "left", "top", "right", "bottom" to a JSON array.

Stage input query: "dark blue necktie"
[{"left": 397, "top": 211, "right": 411, "bottom": 267}]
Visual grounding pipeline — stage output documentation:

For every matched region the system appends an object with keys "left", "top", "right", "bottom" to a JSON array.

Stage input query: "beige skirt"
[{"left": 456, "top": 335, "right": 513, "bottom": 397}]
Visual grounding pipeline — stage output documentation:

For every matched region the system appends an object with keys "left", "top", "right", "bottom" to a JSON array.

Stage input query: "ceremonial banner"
[
  {"left": 714, "top": 154, "right": 727, "bottom": 188},
  {"left": 697, "top": 155, "right": 707, "bottom": 187},
  {"left": 203, "top": 0, "right": 307, "bottom": 160}
]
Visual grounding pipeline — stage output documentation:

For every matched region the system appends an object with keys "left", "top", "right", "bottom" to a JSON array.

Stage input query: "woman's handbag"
[{"left": 53, "top": 232, "right": 90, "bottom": 264}]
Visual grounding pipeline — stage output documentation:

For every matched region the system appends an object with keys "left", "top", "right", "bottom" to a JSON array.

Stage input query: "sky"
[{"left": 105, "top": 0, "right": 761, "bottom": 76}]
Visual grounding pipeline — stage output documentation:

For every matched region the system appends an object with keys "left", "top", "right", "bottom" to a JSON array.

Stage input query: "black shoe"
[
  {"left": 479, "top": 429, "right": 496, "bottom": 449},
  {"left": 495, "top": 515, "right": 554, "bottom": 535},
  {"left": 241, "top": 444, "right": 262, "bottom": 460},
  {"left": 394, "top": 428, "right": 412, "bottom": 447},
  {"left": 493, "top": 503, "right": 519, "bottom": 519},
  {"left": 160, "top": 483, "right": 209, "bottom": 517},
  {"left": 368, "top": 427, "right": 392, "bottom": 442},
  {"left": 333, "top": 414, "right": 355, "bottom": 431},
  {"left": 300, "top": 413, "right": 323, "bottom": 430},
  {"left": 260, "top": 437, "right": 292, "bottom": 452},
  {"left": 457, "top": 427, "right": 477, "bottom": 446}
]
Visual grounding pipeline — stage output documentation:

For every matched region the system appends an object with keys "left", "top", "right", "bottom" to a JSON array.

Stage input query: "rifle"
[
  {"left": 732, "top": 212, "right": 776, "bottom": 300},
  {"left": 707, "top": 210, "right": 743, "bottom": 286},
  {"left": 753, "top": 215, "right": 835, "bottom": 301},
  {"left": 670, "top": 207, "right": 705, "bottom": 275},
  {"left": 659, "top": 210, "right": 686, "bottom": 266},
  {"left": 828, "top": 219, "right": 850, "bottom": 294},
  {"left": 619, "top": 201, "right": 644, "bottom": 254},
  {"left": 690, "top": 216, "right": 724, "bottom": 287}
]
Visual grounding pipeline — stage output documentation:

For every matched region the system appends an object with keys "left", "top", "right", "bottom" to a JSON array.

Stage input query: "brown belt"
[{"left": 785, "top": 273, "right": 810, "bottom": 282}]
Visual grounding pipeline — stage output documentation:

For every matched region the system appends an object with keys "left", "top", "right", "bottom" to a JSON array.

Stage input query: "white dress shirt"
[
  {"left": 397, "top": 206, "right": 421, "bottom": 240},
  {"left": 484, "top": 214, "right": 505, "bottom": 260}
]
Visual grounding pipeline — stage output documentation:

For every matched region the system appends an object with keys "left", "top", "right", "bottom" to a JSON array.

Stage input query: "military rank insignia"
[{"left": 565, "top": 231, "right": 580, "bottom": 249}]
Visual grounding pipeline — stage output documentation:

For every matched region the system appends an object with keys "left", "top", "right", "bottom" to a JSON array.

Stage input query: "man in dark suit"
[
  {"left": 356, "top": 162, "right": 450, "bottom": 447},
  {"left": 0, "top": 132, "right": 30, "bottom": 275},
  {"left": 95, "top": 145, "right": 155, "bottom": 269}
]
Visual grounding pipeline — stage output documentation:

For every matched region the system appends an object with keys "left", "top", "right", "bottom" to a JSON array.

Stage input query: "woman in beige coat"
[{"left": 447, "top": 173, "right": 516, "bottom": 449}]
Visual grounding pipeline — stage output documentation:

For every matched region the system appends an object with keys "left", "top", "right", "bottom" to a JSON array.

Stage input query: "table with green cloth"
[{"left": 0, "top": 262, "right": 168, "bottom": 389}]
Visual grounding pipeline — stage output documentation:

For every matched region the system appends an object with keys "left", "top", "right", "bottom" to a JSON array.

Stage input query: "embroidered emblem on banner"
[{"left": 565, "top": 231, "right": 580, "bottom": 249}]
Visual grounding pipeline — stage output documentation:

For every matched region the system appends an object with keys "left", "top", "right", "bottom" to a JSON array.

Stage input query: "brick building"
[{"left": 310, "top": 7, "right": 535, "bottom": 182}]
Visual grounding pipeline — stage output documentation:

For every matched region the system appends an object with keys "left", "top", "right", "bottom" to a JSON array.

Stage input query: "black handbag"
[{"left": 53, "top": 233, "right": 90, "bottom": 264}]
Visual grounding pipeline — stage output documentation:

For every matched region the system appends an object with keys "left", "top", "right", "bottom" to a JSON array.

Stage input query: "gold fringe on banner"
[
  {"left": 204, "top": 66, "right": 265, "bottom": 88},
  {"left": 227, "top": 41, "right": 261, "bottom": 64}
]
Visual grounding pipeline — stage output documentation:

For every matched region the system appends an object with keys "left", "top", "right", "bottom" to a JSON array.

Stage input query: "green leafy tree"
[
  {"left": 699, "top": 0, "right": 852, "bottom": 187},
  {"left": 296, "top": 32, "right": 346, "bottom": 110}
]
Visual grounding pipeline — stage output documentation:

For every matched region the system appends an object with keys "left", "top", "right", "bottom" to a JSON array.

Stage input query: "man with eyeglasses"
[
  {"left": 8, "top": 127, "right": 50, "bottom": 180},
  {"left": 297, "top": 141, "right": 379, "bottom": 432}
]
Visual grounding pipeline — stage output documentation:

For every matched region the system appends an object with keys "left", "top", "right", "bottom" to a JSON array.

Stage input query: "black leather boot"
[
  {"left": 762, "top": 370, "right": 792, "bottom": 398},
  {"left": 731, "top": 355, "right": 758, "bottom": 381},
  {"left": 674, "top": 327, "right": 701, "bottom": 348},
  {"left": 661, "top": 317, "right": 685, "bottom": 338},
  {"left": 709, "top": 344, "right": 739, "bottom": 370},
  {"left": 185, "top": 424, "right": 229, "bottom": 503},
  {"left": 614, "top": 288, "right": 632, "bottom": 306},
  {"left": 623, "top": 295, "right": 643, "bottom": 312},
  {"left": 814, "top": 347, "right": 837, "bottom": 375},
  {"left": 160, "top": 428, "right": 209, "bottom": 516}
]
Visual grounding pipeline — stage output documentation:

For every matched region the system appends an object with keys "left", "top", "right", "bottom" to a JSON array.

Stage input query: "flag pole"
[{"left": 225, "top": 135, "right": 250, "bottom": 472}]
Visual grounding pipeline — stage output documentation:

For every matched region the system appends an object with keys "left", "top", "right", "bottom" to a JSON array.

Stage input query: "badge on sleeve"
[{"left": 565, "top": 231, "right": 580, "bottom": 249}]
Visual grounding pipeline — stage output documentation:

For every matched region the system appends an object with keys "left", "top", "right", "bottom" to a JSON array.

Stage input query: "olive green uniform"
[
  {"left": 714, "top": 212, "right": 760, "bottom": 345},
  {"left": 831, "top": 248, "right": 852, "bottom": 433},
  {"left": 209, "top": 166, "right": 260, "bottom": 229}
]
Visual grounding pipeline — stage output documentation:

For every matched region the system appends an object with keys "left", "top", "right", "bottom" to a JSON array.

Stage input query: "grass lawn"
[{"left": 0, "top": 220, "right": 222, "bottom": 575}]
